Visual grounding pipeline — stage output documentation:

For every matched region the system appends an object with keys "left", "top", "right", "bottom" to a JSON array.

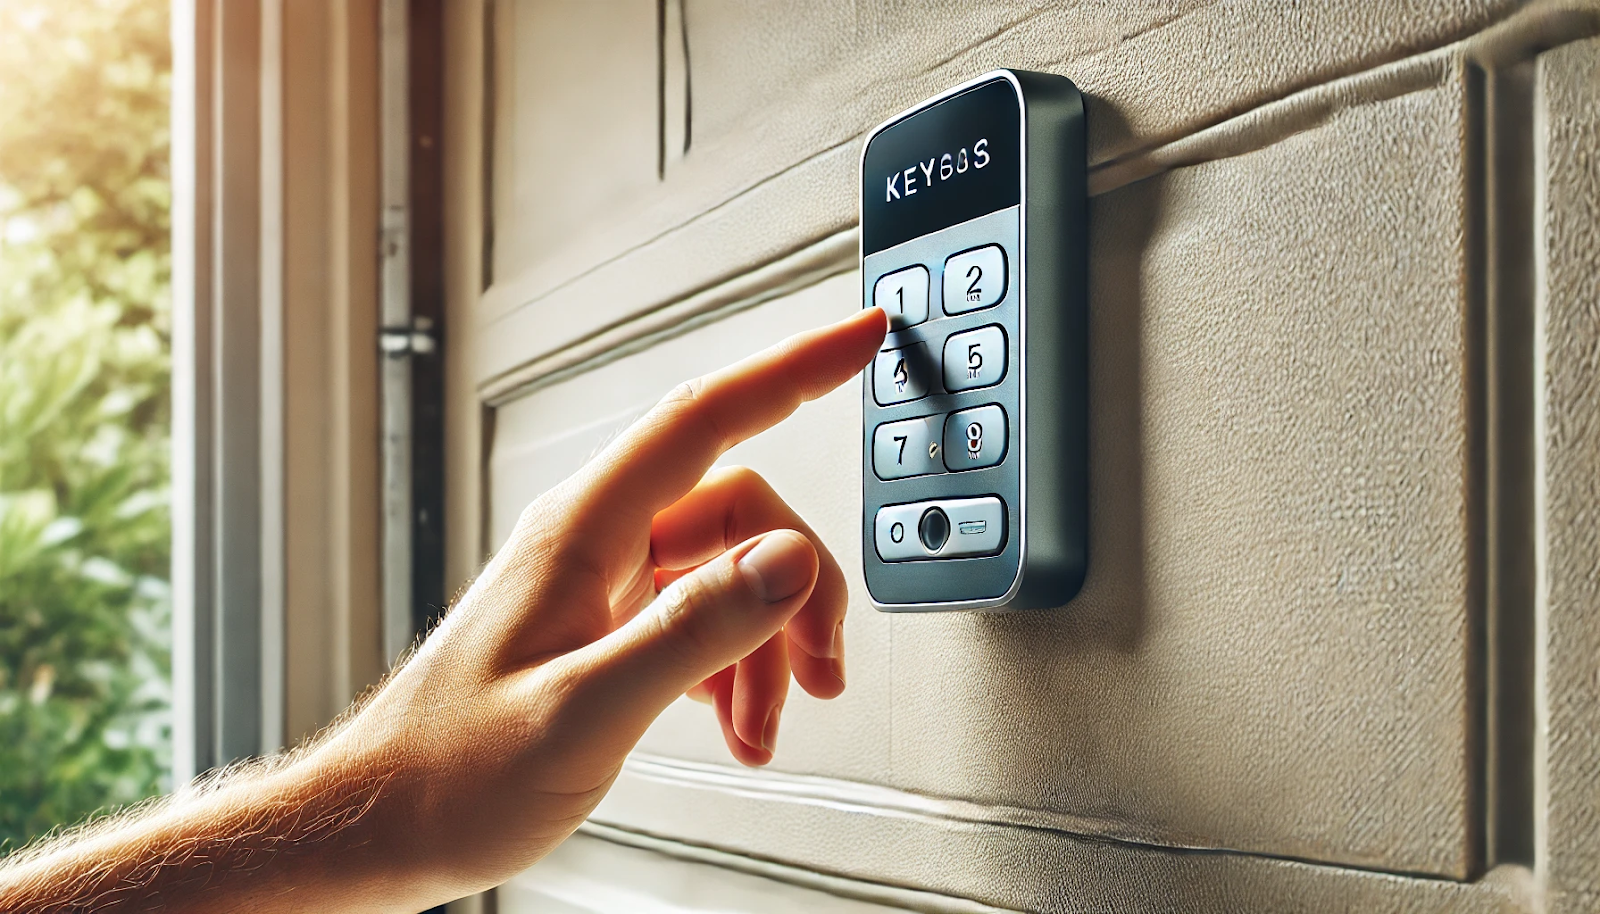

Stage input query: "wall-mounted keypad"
[{"left": 861, "top": 70, "right": 1087, "bottom": 609}]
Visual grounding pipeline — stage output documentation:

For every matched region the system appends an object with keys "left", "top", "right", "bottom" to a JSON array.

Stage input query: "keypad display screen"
[{"left": 860, "top": 79, "right": 1020, "bottom": 256}]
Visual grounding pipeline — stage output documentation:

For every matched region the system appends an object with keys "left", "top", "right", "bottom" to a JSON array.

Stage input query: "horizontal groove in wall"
[
  {"left": 611, "top": 754, "right": 1540, "bottom": 892},
  {"left": 478, "top": 1, "right": 1600, "bottom": 405},
  {"left": 480, "top": 228, "right": 857, "bottom": 406},
  {"left": 576, "top": 821, "right": 1027, "bottom": 914}
]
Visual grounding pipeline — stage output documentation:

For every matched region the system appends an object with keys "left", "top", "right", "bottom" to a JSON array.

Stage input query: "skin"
[{"left": 0, "top": 307, "right": 890, "bottom": 913}]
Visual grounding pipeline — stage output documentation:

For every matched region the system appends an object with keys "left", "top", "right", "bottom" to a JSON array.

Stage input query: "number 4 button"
[{"left": 943, "top": 244, "right": 1007, "bottom": 314}]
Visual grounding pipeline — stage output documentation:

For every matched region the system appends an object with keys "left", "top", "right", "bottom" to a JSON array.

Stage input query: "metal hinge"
[{"left": 379, "top": 316, "right": 438, "bottom": 356}]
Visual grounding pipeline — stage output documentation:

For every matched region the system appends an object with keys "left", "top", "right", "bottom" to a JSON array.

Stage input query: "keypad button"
[
  {"left": 939, "top": 497, "right": 1004, "bottom": 557},
  {"left": 874, "top": 502, "right": 926, "bottom": 562},
  {"left": 872, "top": 416, "right": 942, "bottom": 480},
  {"left": 942, "top": 325, "right": 1007, "bottom": 392},
  {"left": 918, "top": 507, "right": 950, "bottom": 551},
  {"left": 872, "top": 343, "right": 932, "bottom": 405},
  {"left": 874, "top": 496, "right": 1005, "bottom": 562},
  {"left": 943, "top": 404, "right": 1007, "bottom": 471},
  {"left": 942, "top": 244, "right": 1007, "bottom": 314},
  {"left": 873, "top": 265, "right": 930, "bottom": 329}
]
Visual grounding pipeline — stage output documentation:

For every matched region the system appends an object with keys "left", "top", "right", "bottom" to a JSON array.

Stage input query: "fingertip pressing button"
[{"left": 873, "top": 265, "right": 930, "bottom": 329}]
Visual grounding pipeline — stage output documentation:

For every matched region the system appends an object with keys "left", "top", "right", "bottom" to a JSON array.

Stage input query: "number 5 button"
[
  {"left": 873, "top": 415, "right": 942, "bottom": 480},
  {"left": 943, "top": 244, "right": 1007, "bottom": 314},
  {"left": 873, "top": 265, "right": 929, "bottom": 329},
  {"left": 942, "top": 325, "right": 1006, "bottom": 391}
]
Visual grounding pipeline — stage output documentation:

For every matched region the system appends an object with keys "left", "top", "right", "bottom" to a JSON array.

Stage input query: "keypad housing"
[{"left": 859, "top": 69, "right": 1086, "bottom": 612}]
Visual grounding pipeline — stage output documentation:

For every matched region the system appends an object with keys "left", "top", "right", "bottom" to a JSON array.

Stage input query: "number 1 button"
[
  {"left": 942, "top": 245, "right": 1007, "bottom": 314},
  {"left": 873, "top": 265, "right": 929, "bottom": 329}
]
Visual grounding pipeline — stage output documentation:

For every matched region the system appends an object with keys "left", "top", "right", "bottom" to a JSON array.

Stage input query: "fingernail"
[
  {"left": 831, "top": 625, "right": 846, "bottom": 688},
  {"left": 737, "top": 532, "right": 812, "bottom": 603},
  {"left": 761, "top": 704, "right": 782, "bottom": 753}
]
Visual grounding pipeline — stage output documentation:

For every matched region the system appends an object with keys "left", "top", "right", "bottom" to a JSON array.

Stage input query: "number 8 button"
[
  {"left": 942, "top": 244, "right": 1007, "bottom": 314},
  {"left": 942, "top": 404, "right": 1006, "bottom": 471}
]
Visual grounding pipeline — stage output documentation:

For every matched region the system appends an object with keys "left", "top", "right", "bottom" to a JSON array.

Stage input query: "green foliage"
[{"left": 0, "top": 0, "right": 172, "bottom": 851}]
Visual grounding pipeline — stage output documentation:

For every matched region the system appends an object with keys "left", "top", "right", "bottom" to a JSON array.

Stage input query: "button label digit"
[{"left": 966, "top": 421, "right": 983, "bottom": 460}]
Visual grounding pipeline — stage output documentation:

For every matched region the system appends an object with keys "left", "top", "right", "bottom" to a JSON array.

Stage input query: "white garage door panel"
[
  {"left": 491, "top": 0, "right": 659, "bottom": 290},
  {"left": 489, "top": 69, "right": 1478, "bottom": 882},
  {"left": 1539, "top": 37, "right": 1600, "bottom": 913}
]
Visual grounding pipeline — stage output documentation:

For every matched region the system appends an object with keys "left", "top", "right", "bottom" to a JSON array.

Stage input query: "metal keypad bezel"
[{"left": 861, "top": 205, "right": 1022, "bottom": 606}]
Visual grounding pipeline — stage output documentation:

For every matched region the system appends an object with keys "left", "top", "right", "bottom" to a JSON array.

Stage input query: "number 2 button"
[
  {"left": 873, "top": 265, "right": 929, "bottom": 329},
  {"left": 942, "top": 244, "right": 1007, "bottom": 315}
]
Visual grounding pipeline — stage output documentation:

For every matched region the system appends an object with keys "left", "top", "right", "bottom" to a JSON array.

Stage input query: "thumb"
[{"left": 564, "top": 530, "right": 818, "bottom": 741}]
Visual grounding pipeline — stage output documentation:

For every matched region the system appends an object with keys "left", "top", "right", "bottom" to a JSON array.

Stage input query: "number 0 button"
[
  {"left": 873, "top": 265, "right": 929, "bottom": 329},
  {"left": 943, "top": 245, "right": 1007, "bottom": 314},
  {"left": 943, "top": 325, "right": 1006, "bottom": 392},
  {"left": 943, "top": 404, "right": 1007, "bottom": 471}
]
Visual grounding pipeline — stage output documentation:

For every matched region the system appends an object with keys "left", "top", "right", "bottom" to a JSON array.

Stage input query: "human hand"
[
  {"left": 299, "top": 306, "right": 888, "bottom": 906},
  {"left": 0, "top": 307, "right": 888, "bottom": 914}
]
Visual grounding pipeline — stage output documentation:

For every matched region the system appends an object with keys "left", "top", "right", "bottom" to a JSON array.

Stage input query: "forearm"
[{"left": 0, "top": 751, "right": 411, "bottom": 913}]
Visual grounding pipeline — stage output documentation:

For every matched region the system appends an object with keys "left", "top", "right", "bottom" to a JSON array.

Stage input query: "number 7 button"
[{"left": 871, "top": 415, "right": 943, "bottom": 480}]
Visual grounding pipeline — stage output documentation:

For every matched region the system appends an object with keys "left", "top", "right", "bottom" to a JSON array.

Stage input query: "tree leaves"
[{"left": 0, "top": 0, "right": 171, "bottom": 853}]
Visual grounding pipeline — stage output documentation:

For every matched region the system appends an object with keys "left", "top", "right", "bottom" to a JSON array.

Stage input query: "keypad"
[
  {"left": 866, "top": 226, "right": 1015, "bottom": 555},
  {"left": 873, "top": 265, "right": 930, "bottom": 329}
]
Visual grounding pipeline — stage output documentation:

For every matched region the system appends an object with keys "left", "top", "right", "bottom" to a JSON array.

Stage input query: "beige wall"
[{"left": 445, "top": 2, "right": 1600, "bottom": 911}]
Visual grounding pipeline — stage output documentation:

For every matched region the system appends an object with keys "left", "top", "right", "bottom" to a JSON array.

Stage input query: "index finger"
[{"left": 573, "top": 306, "right": 887, "bottom": 557}]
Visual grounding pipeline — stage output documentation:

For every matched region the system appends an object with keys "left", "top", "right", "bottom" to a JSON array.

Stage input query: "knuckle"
[
  {"left": 718, "top": 464, "right": 771, "bottom": 499},
  {"left": 659, "top": 377, "right": 726, "bottom": 448},
  {"left": 653, "top": 574, "right": 725, "bottom": 668}
]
